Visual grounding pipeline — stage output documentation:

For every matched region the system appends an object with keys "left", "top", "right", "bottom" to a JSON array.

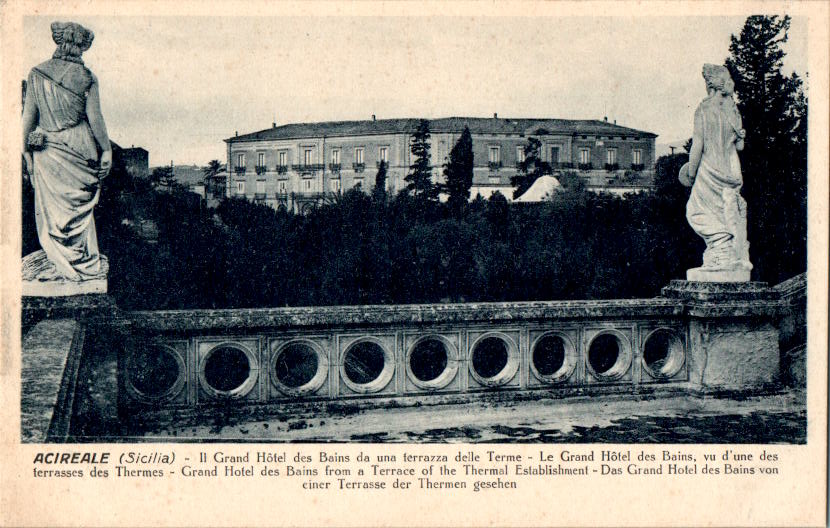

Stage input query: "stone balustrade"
[{"left": 108, "top": 278, "right": 797, "bottom": 413}]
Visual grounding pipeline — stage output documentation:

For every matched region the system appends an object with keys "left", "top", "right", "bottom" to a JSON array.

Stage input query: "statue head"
[
  {"left": 51, "top": 22, "right": 94, "bottom": 62},
  {"left": 702, "top": 64, "right": 735, "bottom": 96}
]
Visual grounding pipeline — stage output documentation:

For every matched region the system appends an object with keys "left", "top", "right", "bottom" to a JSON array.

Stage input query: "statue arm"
[
  {"left": 85, "top": 76, "right": 112, "bottom": 177},
  {"left": 735, "top": 112, "right": 745, "bottom": 151},
  {"left": 21, "top": 75, "right": 38, "bottom": 176},
  {"left": 688, "top": 107, "right": 704, "bottom": 180}
]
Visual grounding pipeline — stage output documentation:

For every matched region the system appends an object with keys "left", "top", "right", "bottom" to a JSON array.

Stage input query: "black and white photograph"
[
  {"left": 3, "top": 2, "right": 827, "bottom": 526},
  {"left": 17, "top": 12, "right": 812, "bottom": 443}
]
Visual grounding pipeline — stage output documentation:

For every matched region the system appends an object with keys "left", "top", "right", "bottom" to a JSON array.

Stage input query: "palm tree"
[{"left": 202, "top": 159, "right": 225, "bottom": 198}]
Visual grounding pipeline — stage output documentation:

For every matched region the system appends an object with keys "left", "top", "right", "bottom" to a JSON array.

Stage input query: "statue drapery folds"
[{"left": 22, "top": 22, "right": 112, "bottom": 296}]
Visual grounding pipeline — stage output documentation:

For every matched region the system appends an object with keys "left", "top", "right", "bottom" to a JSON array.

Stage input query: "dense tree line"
[
  {"left": 46, "top": 161, "right": 700, "bottom": 310},
  {"left": 21, "top": 143, "right": 801, "bottom": 311}
]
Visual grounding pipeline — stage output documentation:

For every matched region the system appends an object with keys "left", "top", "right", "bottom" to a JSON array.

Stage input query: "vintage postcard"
[{"left": 1, "top": 1, "right": 827, "bottom": 526}]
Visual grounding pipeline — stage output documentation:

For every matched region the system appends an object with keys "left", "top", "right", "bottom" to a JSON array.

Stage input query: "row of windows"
[
  {"left": 490, "top": 145, "right": 642, "bottom": 165},
  {"left": 237, "top": 145, "right": 643, "bottom": 169},
  {"left": 236, "top": 178, "right": 367, "bottom": 194},
  {"left": 237, "top": 147, "right": 389, "bottom": 169},
  {"left": 576, "top": 147, "right": 642, "bottom": 165}
]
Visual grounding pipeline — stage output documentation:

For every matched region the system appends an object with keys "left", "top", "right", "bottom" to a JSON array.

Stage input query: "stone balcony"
[
  {"left": 112, "top": 281, "right": 791, "bottom": 415},
  {"left": 20, "top": 275, "right": 804, "bottom": 440}
]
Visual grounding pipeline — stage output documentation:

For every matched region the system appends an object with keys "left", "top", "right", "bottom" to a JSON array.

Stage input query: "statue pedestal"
[
  {"left": 22, "top": 250, "right": 108, "bottom": 297},
  {"left": 686, "top": 266, "right": 751, "bottom": 282},
  {"left": 662, "top": 280, "right": 783, "bottom": 392}
]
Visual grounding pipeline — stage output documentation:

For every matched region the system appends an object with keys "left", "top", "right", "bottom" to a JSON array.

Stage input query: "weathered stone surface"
[
  {"left": 21, "top": 318, "right": 84, "bottom": 442},
  {"left": 22, "top": 293, "right": 121, "bottom": 330},
  {"left": 127, "top": 298, "right": 686, "bottom": 332},
  {"left": 686, "top": 319, "right": 779, "bottom": 390},
  {"left": 774, "top": 273, "right": 807, "bottom": 386},
  {"left": 662, "top": 279, "right": 774, "bottom": 300},
  {"left": 687, "top": 266, "right": 750, "bottom": 282},
  {"left": 661, "top": 280, "right": 785, "bottom": 319}
]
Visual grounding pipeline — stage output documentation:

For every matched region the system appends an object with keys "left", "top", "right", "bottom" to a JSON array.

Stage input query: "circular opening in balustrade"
[
  {"left": 126, "top": 344, "right": 184, "bottom": 402},
  {"left": 642, "top": 329, "right": 685, "bottom": 379},
  {"left": 406, "top": 336, "right": 458, "bottom": 390},
  {"left": 470, "top": 334, "right": 519, "bottom": 387},
  {"left": 341, "top": 339, "right": 395, "bottom": 393},
  {"left": 531, "top": 333, "right": 577, "bottom": 384},
  {"left": 276, "top": 343, "right": 318, "bottom": 387},
  {"left": 199, "top": 344, "right": 257, "bottom": 398},
  {"left": 270, "top": 340, "right": 329, "bottom": 396},
  {"left": 587, "top": 332, "right": 632, "bottom": 381},
  {"left": 409, "top": 338, "right": 447, "bottom": 382}
]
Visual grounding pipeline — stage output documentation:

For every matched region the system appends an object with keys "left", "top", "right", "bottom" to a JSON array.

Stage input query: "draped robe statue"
[
  {"left": 22, "top": 22, "right": 112, "bottom": 296},
  {"left": 679, "top": 64, "right": 752, "bottom": 282}
]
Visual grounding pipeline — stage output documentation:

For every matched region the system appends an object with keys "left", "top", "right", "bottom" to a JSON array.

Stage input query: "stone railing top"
[
  {"left": 661, "top": 280, "right": 775, "bottom": 300},
  {"left": 772, "top": 272, "right": 807, "bottom": 302},
  {"left": 127, "top": 298, "right": 684, "bottom": 332},
  {"left": 23, "top": 276, "right": 801, "bottom": 333}
]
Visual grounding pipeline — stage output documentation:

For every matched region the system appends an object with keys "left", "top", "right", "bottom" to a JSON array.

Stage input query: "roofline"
[{"left": 225, "top": 117, "right": 658, "bottom": 143}]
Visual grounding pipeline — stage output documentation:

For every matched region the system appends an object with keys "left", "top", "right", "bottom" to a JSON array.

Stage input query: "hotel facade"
[{"left": 224, "top": 116, "right": 657, "bottom": 212}]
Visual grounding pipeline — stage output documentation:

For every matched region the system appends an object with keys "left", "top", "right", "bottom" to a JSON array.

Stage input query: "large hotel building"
[{"left": 224, "top": 116, "right": 657, "bottom": 212}]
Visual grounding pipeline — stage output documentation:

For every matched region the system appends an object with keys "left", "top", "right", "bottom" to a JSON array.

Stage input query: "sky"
[{"left": 22, "top": 15, "right": 808, "bottom": 167}]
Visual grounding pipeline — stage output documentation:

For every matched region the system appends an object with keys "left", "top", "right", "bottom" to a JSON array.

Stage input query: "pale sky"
[{"left": 22, "top": 15, "right": 808, "bottom": 167}]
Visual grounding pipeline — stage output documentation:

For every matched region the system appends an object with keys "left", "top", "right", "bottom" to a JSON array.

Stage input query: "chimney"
[
  {"left": 372, "top": 114, "right": 376, "bottom": 121},
  {"left": 493, "top": 112, "right": 498, "bottom": 119}
]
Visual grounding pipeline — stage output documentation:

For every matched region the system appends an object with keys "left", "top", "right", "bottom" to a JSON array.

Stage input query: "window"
[
  {"left": 278, "top": 151, "right": 287, "bottom": 167},
  {"left": 632, "top": 149, "right": 642, "bottom": 165},
  {"left": 256, "top": 181, "right": 265, "bottom": 194},
  {"left": 516, "top": 146, "right": 525, "bottom": 164},
  {"left": 278, "top": 181, "right": 286, "bottom": 193},
  {"left": 379, "top": 146, "right": 388, "bottom": 163},
  {"left": 550, "top": 146, "right": 560, "bottom": 163},
  {"left": 304, "top": 179, "right": 312, "bottom": 191},
  {"left": 607, "top": 148, "right": 617, "bottom": 165},
  {"left": 579, "top": 148, "right": 590, "bottom": 164},
  {"left": 257, "top": 153, "right": 265, "bottom": 166},
  {"left": 331, "top": 179, "right": 341, "bottom": 192},
  {"left": 355, "top": 147, "right": 364, "bottom": 164},
  {"left": 303, "top": 148, "right": 313, "bottom": 166},
  {"left": 331, "top": 149, "right": 340, "bottom": 164},
  {"left": 235, "top": 181, "right": 245, "bottom": 194},
  {"left": 237, "top": 153, "right": 245, "bottom": 168},
  {"left": 489, "top": 146, "right": 500, "bottom": 163}
]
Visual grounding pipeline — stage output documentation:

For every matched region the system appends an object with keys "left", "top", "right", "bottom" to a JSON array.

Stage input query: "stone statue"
[
  {"left": 22, "top": 22, "right": 112, "bottom": 296},
  {"left": 678, "top": 64, "right": 751, "bottom": 282}
]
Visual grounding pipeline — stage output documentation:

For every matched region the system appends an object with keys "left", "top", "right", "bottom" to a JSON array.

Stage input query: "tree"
[
  {"left": 442, "top": 126, "right": 474, "bottom": 215},
  {"left": 151, "top": 166, "right": 176, "bottom": 188},
  {"left": 511, "top": 137, "right": 551, "bottom": 199},
  {"left": 653, "top": 153, "right": 689, "bottom": 198},
  {"left": 404, "top": 119, "right": 439, "bottom": 203},
  {"left": 725, "top": 15, "right": 807, "bottom": 283},
  {"left": 373, "top": 160, "right": 388, "bottom": 202},
  {"left": 202, "top": 159, "right": 225, "bottom": 198}
]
